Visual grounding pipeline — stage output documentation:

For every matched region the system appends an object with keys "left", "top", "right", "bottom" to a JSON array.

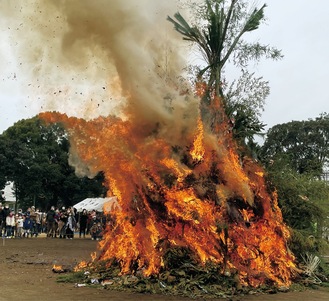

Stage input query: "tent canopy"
[{"left": 73, "top": 197, "right": 119, "bottom": 212}]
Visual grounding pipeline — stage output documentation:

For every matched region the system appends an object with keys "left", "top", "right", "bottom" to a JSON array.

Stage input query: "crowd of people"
[{"left": 0, "top": 203, "right": 106, "bottom": 240}]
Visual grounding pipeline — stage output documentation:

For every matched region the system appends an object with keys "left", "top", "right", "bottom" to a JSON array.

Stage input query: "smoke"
[{"left": 1, "top": 0, "right": 199, "bottom": 143}]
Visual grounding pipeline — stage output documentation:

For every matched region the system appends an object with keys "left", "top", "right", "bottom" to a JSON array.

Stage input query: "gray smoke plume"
[{"left": 1, "top": 0, "right": 199, "bottom": 142}]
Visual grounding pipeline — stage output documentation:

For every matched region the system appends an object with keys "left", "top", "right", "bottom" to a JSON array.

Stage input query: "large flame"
[
  {"left": 40, "top": 107, "right": 296, "bottom": 287},
  {"left": 3, "top": 0, "right": 296, "bottom": 288}
]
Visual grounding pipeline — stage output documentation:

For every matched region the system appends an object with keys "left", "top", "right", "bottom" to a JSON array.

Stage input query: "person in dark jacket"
[
  {"left": 23, "top": 214, "right": 33, "bottom": 238},
  {"left": 78, "top": 209, "right": 88, "bottom": 238},
  {"left": 2, "top": 205, "right": 10, "bottom": 233},
  {"left": 0, "top": 203, "right": 5, "bottom": 236},
  {"left": 46, "top": 206, "right": 57, "bottom": 238}
]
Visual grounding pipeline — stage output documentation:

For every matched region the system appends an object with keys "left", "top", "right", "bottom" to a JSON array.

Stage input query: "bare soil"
[{"left": 0, "top": 235, "right": 328, "bottom": 301}]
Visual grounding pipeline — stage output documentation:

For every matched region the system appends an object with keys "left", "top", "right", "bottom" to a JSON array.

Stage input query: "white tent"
[{"left": 73, "top": 196, "right": 119, "bottom": 212}]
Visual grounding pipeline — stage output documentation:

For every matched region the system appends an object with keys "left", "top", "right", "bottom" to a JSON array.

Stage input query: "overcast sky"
[
  {"left": 0, "top": 0, "right": 328, "bottom": 134},
  {"left": 255, "top": 0, "right": 329, "bottom": 130}
]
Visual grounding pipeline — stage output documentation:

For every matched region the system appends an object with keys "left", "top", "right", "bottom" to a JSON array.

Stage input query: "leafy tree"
[
  {"left": 168, "top": 0, "right": 282, "bottom": 142},
  {"left": 260, "top": 113, "right": 329, "bottom": 177},
  {"left": 264, "top": 161, "right": 329, "bottom": 259},
  {"left": 260, "top": 114, "right": 329, "bottom": 258},
  {"left": 0, "top": 117, "right": 107, "bottom": 211}
]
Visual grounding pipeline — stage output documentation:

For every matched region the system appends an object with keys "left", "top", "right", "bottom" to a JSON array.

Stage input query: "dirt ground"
[{"left": 0, "top": 235, "right": 329, "bottom": 301}]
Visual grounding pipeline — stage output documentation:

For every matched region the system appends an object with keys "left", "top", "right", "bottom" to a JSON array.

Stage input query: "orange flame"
[
  {"left": 190, "top": 117, "right": 205, "bottom": 162},
  {"left": 74, "top": 261, "right": 88, "bottom": 272},
  {"left": 52, "top": 264, "right": 66, "bottom": 273},
  {"left": 40, "top": 101, "right": 296, "bottom": 287}
]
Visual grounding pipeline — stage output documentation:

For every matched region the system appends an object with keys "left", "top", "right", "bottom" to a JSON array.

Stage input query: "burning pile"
[
  {"left": 4, "top": 0, "right": 296, "bottom": 290},
  {"left": 40, "top": 101, "right": 296, "bottom": 287}
]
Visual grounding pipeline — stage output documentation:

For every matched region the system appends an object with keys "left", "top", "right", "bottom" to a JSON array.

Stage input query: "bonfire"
[
  {"left": 4, "top": 0, "right": 297, "bottom": 295},
  {"left": 41, "top": 90, "right": 296, "bottom": 289},
  {"left": 40, "top": 1, "right": 296, "bottom": 290}
]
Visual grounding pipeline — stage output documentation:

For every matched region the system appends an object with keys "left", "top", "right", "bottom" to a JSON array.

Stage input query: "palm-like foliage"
[
  {"left": 167, "top": 0, "right": 266, "bottom": 99},
  {"left": 167, "top": 0, "right": 277, "bottom": 144}
]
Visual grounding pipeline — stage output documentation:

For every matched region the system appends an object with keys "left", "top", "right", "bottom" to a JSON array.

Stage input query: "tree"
[
  {"left": 263, "top": 157, "right": 329, "bottom": 260},
  {"left": 260, "top": 114, "right": 329, "bottom": 259},
  {"left": 260, "top": 113, "right": 329, "bottom": 177},
  {"left": 0, "top": 117, "right": 107, "bottom": 210},
  {"left": 168, "top": 0, "right": 282, "bottom": 142}
]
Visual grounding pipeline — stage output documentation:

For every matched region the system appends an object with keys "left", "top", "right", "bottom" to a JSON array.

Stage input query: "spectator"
[
  {"left": 35, "top": 209, "right": 42, "bottom": 236},
  {"left": 41, "top": 212, "right": 47, "bottom": 233},
  {"left": 5, "top": 211, "right": 15, "bottom": 238},
  {"left": 90, "top": 219, "right": 103, "bottom": 241},
  {"left": 58, "top": 208, "right": 68, "bottom": 239},
  {"left": 65, "top": 211, "right": 76, "bottom": 239},
  {"left": 23, "top": 214, "right": 33, "bottom": 238},
  {"left": 3, "top": 205, "right": 10, "bottom": 218},
  {"left": 46, "top": 206, "right": 57, "bottom": 238},
  {"left": 3, "top": 205, "right": 10, "bottom": 232},
  {"left": 16, "top": 214, "right": 24, "bottom": 238},
  {"left": 78, "top": 209, "right": 88, "bottom": 239},
  {"left": 87, "top": 210, "right": 96, "bottom": 234},
  {"left": 0, "top": 203, "right": 5, "bottom": 236},
  {"left": 29, "top": 206, "right": 38, "bottom": 237}
]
